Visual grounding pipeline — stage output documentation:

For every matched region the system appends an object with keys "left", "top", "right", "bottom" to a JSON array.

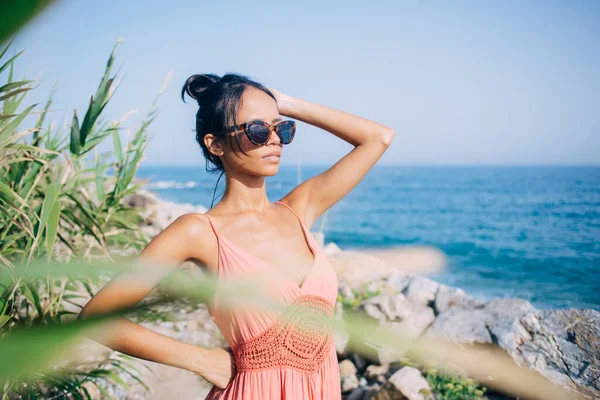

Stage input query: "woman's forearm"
[
  {"left": 277, "top": 92, "right": 393, "bottom": 147},
  {"left": 81, "top": 315, "right": 208, "bottom": 374}
]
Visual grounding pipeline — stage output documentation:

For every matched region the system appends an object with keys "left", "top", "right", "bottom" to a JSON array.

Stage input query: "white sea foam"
[{"left": 147, "top": 180, "right": 197, "bottom": 190}]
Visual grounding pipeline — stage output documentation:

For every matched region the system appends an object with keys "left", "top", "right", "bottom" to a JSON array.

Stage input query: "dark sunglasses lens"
[
  {"left": 277, "top": 121, "right": 295, "bottom": 144},
  {"left": 247, "top": 123, "right": 270, "bottom": 144}
]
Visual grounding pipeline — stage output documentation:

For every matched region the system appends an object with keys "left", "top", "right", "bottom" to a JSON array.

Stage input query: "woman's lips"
[{"left": 263, "top": 155, "right": 280, "bottom": 162}]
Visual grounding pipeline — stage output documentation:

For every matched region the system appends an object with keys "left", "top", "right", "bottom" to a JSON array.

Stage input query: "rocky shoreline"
[{"left": 81, "top": 191, "right": 598, "bottom": 399}]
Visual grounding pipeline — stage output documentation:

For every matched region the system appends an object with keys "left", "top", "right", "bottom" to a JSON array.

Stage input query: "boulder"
[
  {"left": 388, "top": 367, "right": 433, "bottom": 400},
  {"left": 339, "top": 359, "right": 359, "bottom": 393},
  {"left": 403, "top": 276, "right": 439, "bottom": 306},
  {"left": 387, "top": 273, "right": 412, "bottom": 293},
  {"left": 366, "top": 364, "right": 389, "bottom": 383},
  {"left": 516, "top": 309, "right": 600, "bottom": 398},
  {"left": 425, "top": 306, "right": 493, "bottom": 344},
  {"left": 433, "top": 284, "right": 481, "bottom": 314}
]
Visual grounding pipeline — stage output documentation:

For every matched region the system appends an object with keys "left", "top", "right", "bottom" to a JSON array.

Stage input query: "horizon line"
[{"left": 138, "top": 163, "right": 600, "bottom": 168}]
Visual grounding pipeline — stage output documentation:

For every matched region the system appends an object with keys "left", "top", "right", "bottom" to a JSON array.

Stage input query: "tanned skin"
[{"left": 78, "top": 87, "right": 394, "bottom": 389}]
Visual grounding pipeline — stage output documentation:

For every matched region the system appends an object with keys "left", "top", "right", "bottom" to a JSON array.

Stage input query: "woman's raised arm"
[{"left": 270, "top": 89, "right": 394, "bottom": 228}]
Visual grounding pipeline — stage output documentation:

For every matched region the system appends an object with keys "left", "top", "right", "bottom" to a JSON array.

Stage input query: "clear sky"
[{"left": 10, "top": 0, "right": 600, "bottom": 166}]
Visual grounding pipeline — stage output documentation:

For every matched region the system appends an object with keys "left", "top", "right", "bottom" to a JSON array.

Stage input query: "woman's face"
[{"left": 207, "top": 87, "right": 283, "bottom": 177}]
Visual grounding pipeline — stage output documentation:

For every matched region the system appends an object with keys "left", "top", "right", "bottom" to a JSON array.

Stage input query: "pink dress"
[{"left": 204, "top": 200, "right": 341, "bottom": 400}]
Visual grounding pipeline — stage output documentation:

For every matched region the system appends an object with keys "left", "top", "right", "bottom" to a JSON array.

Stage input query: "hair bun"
[{"left": 181, "top": 74, "right": 221, "bottom": 103}]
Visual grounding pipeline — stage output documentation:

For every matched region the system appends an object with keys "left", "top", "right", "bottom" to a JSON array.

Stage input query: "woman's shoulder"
[{"left": 161, "top": 212, "right": 219, "bottom": 271}]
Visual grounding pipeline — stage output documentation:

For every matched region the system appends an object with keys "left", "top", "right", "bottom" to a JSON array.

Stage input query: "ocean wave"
[{"left": 147, "top": 180, "right": 197, "bottom": 190}]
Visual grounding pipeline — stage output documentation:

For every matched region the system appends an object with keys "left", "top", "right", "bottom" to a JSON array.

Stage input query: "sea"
[{"left": 135, "top": 165, "right": 600, "bottom": 311}]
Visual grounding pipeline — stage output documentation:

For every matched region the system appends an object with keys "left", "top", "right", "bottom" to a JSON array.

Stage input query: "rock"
[
  {"left": 342, "top": 375, "right": 360, "bottom": 393},
  {"left": 362, "top": 294, "right": 413, "bottom": 322},
  {"left": 516, "top": 309, "right": 600, "bottom": 398},
  {"left": 485, "top": 299, "right": 535, "bottom": 357},
  {"left": 389, "top": 308, "right": 435, "bottom": 337},
  {"left": 375, "top": 346, "right": 407, "bottom": 366},
  {"left": 427, "top": 299, "right": 535, "bottom": 345},
  {"left": 426, "top": 306, "right": 493, "bottom": 344},
  {"left": 362, "top": 294, "right": 435, "bottom": 336},
  {"left": 379, "top": 281, "right": 401, "bottom": 296},
  {"left": 403, "top": 276, "right": 439, "bottom": 306},
  {"left": 363, "top": 302, "right": 387, "bottom": 322},
  {"left": 362, "top": 384, "right": 382, "bottom": 399},
  {"left": 339, "top": 284, "right": 355, "bottom": 300},
  {"left": 123, "top": 192, "right": 157, "bottom": 208},
  {"left": 387, "top": 273, "right": 412, "bottom": 293},
  {"left": 425, "top": 298, "right": 600, "bottom": 397},
  {"left": 339, "top": 359, "right": 358, "bottom": 377},
  {"left": 350, "top": 353, "right": 369, "bottom": 374},
  {"left": 388, "top": 367, "right": 433, "bottom": 400},
  {"left": 366, "top": 364, "right": 389, "bottom": 383},
  {"left": 335, "top": 328, "right": 350, "bottom": 357},
  {"left": 324, "top": 241, "right": 342, "bottom": 256},
  {"left": 373, "top": 386, "right": 406, "bottom": 400},
  {"left": 340, "top": 359, "right": 359, "bottom": 392},
  {"left": 138, "top": 195, "right": 208, "bottom": 236},
  {"left": 328, "top": 251, "right": 397, "bottom": 289},
  {"left": 434, "top": 284, "right": 481, "bottom": 314},
  {"left": 346, "top": 387, "right": 365, "bottom": 400}
]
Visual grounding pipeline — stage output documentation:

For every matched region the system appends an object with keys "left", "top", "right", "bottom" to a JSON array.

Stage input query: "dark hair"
[{"left": 181, "top": 73, "right": 276, "bottom": 207}]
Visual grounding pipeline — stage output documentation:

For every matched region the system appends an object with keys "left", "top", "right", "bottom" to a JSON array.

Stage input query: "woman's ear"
[{"left": 205, "top": 134, "right": 225, "bottom": 157}]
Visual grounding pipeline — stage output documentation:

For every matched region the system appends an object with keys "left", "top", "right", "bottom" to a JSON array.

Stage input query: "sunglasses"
[{"left": 213, "top": 119, "right": 296, "bottom": 146}]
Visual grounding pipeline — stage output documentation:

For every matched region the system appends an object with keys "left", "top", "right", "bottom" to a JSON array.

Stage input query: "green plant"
[
  {"left": 11, "top": 353, "right": 150, "bottom": 400},
  {"left": 0, "top": 38, "right": 169, "bottom": 398},
  {"left": 337, "top": 282, "right": 383, "bottom": 312},
  {"left": 424, "top": 367, "right": 486, "bottom": 400}
]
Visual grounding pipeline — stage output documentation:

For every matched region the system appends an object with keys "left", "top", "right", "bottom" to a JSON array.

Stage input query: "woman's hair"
[{"left": 181, "top": 73, "right": 276, "bottom": 207}]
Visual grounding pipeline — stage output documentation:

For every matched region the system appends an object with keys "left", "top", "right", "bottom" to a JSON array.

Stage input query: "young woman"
[{"left": 79, "top": 73, "right": 394, "bottom": 399}]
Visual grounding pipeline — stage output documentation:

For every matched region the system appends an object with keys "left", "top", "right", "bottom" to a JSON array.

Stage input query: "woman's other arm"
[{"left": 78, "top": 213, "right": 235, "bottom": 388}]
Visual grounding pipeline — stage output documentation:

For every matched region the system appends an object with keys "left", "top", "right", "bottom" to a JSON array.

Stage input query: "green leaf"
[
  {"left": 23, "top": 281, "right": 43, "bottom": 317},
  {"left": 112, "top": 129, "right": 123, "bottom": 163},
  {"left": 95, "top": 158, "right": 105, "bottom": 202},
  {"left": 0, "top": 180, "right": 25, "bottom": 206},
  {"left": 69, "top": 110, "right": 81, "bottom": 154},
  {"left": 0, "top": 103, "right": 36, "bottom": 143},
  {"left": 45, "top": 199, "right": 60, "bottom": 257},
  {"left": 0, "top": 80, "right": 35, "bottom": 94},
  {"left": 36, "top": 182, "right": 60, "bottom": 241}
]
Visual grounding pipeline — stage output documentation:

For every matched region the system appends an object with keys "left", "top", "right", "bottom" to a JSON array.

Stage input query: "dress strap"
[
  {"left": 204, "top": 213, "right": 219, "bottom": 236},
  {"left": 274, "top": 200, "right": 319, "bottom": 262},
  {"left": 273, "top": 200, "right": 306, "bottom": 229},
  {"left": 204, "top": 213, "right": 223, "bottom": 275}
]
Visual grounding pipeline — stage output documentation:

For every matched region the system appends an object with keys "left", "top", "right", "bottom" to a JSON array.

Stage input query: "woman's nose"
[{"left": 268, "top": 127, "right": 281, "bottom": 145}]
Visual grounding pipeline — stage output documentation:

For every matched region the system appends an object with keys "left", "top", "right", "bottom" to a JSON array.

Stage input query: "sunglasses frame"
[{"left": 211, "top": 120, "right": 296, "bottom": 146}]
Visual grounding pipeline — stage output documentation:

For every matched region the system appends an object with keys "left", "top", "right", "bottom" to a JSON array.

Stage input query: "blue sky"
[{"left": 10, "top": 0, "right": 600, "bottom": 165}]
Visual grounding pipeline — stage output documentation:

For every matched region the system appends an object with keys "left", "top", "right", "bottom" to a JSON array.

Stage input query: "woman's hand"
[
  {"left": 269, "top": 88, "right": 292, "bottom": 116},
  {"left": 191, "top": 346, "right": 237, "bottom": 390}
]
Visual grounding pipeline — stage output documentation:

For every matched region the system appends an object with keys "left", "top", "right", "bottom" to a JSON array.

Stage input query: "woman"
[{"left": 79, "top": 73, "right": 394, "bottom": 399}]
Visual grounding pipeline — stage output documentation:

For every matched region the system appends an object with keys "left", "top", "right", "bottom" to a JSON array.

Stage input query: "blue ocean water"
[{"left": 136, "top": 165, "right": 600, "bottom": 311}]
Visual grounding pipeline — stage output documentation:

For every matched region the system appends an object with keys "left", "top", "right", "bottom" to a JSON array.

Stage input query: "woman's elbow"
[{"left": 381, "top": 128, "right": 395, "bottom": 147}]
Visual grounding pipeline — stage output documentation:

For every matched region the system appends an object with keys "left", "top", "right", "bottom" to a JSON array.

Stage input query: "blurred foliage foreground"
[
  {"left": 0, "top": 38, "right": 169, "bottom": 398},
  {"left": 0, "top": 40, "right": 580, "bottom": 400}
]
